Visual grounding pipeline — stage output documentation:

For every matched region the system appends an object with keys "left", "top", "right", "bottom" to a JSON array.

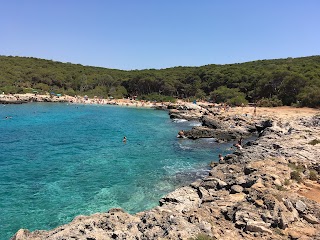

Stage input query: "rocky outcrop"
[
  {"left": 169, "top": 109, "right": 203, "bottom": 121},
  {"left": 12, "top": 112, "right": 320, "bottom": 240},
  {"left": 0, "top": 94, "right": 68, "bottom": 104},
  {"left": 182, "top": 114, "right": 259, "bottom": 142}
]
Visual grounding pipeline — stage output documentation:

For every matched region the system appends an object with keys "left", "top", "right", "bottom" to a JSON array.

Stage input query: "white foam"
[
  {"left": 172, "top": 118, "right": 187, "bottom": 123},
  {"left": 178, "top": 142, "right": 192, "bottom": 150},
  {"left": 189, "top": 121, "right": 202, "bottom": 127}
]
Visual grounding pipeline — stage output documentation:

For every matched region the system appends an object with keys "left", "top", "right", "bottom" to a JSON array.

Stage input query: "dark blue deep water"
[{"left": 0, "top": 103, "right": 230, "bottom": 239}]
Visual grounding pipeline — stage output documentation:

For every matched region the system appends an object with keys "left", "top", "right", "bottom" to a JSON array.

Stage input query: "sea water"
[{"left": 0, "top": 103, "right": 230, "bottom": 239}]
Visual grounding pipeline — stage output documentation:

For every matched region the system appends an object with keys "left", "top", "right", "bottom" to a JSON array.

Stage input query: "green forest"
[{"left": 0, "top": 55, "right": 319, "bottom": 107}]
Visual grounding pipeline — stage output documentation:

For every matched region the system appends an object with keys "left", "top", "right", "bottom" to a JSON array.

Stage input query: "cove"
[{"left": 0, "top": 103, "right": 230, "bottom": 239}]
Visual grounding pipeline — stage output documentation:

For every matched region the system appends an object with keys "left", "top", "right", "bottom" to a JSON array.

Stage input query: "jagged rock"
[
  {"left": 231, "top": 185, "right": 243, "bottom": 194},
  {"left": 198, "top": 187, "right": 214, "bottom": 202},
  {"left": 274, "top": 179, "right": 282, "bottom": 187},
  {"left": 303, "top": 214, "right": 319, "bottom": 224},
  {"left": 261, "top": 211, "right": 273, "bottom": 223},
  {"left": 198, "top": 221, "right": 213, "bottom": 235},
  {"left": 183, "top": 126, "right": 216, "bottom": 139},
  {"left": 283, "top": 199, "right": 300, "bottom": 221},
  {"left": 169, "top": 109, "right": 202, "bottom": 121},
  {"left": 251, "top": 181, "right": 265, "bottom": 190},
  {"left": 235, "top": 210, "right": 250, "bottom": 222},
  {"left": 244, "top": 164, "right": 257, "bottom": 175},
  {"left": 201, "top": 178, "right": 218, "bottom": 190},
  {"left": 201, "top": 115, "right": 225, "bottom": 129},
  {"left": 254, "top": 199, "right": 264, "bottom": 208},
  {"left": 255, "top": 120, "right": 273, "bottom": 133},
  {"left": 245, "top": 220, "right": 272, "bottom": 234},
  {"left": 159, "top": 186, "right": 200, "bottom": 212},
  {"left": 11, "top": 229, "right": 33, "bottom": 240},
  {"left": 184, "top": 127, "right": 244, "bottom": 141},
  {"left": 228, "top": 193, "right": 246, "bottom": 203},
  {"left": 279, "top": 212, "right": 289, "bottom": 229},
  {"left": 295, "top": 200, "right": 307, "bottom": 213},
  {"left": 190, "top": 179, "right": 203, "bottom": 189},
  {"left": 224, "top": 154, "right": 240, "bottom": 164},
  {"left": 288, "top": 230, "right": 302, "bottom": 240},
  {"left": 216, "top": 179, "right": 228, "bottom": 189},
  {"left": 204, "top": 177, "right": 228, "bottom": 190},
  {"left": 235, "top": 176, "right": 247, "bottom": 186}
]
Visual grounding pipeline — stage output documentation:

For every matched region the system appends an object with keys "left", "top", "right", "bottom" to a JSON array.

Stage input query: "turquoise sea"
[{"left": 0, "top": 103, "right": 230, "bottom": 239}]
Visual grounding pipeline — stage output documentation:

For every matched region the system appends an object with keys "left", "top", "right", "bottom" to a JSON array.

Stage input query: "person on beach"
[
  {"left": 253, "top": 105, "right": 257, "bottom": 116},
  {"left": 123, "top": 136, "right": 127, "bottom": 143}
]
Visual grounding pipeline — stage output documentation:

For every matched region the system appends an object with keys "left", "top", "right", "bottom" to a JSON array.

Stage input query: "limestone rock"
[
  {"left": 201, "top": 115, "right": 225, "bottom": 129},
  {"left": 244, "top": 164, "right": 257, "bottom": 175},
  {"left": 159, "top": 186, "right": 200, "bottom": 212},
  {"left": 245, "top": 220, "right": 272, "bottom": 234},
  {"left": 288, "top": 230, "right": 302, "bottom": 240},
  {"left": 274, "top": 179, "right": 282, "bottom": 187},
  {"left": 295, "top": 200, "right": 307, "bottom": 213},
  {"left": 254, "top": 199, "right": 264, "bottom": 208},
  {"left": 230, "top": 185, "right": 244, "bottom": 194},
  {"left": 303, "top": 214, "right": 319, "bottom": 224}
]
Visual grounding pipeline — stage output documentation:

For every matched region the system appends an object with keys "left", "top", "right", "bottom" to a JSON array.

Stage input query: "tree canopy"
[{"left": 0, "top": 55, "right": 319, "bottom": 107}]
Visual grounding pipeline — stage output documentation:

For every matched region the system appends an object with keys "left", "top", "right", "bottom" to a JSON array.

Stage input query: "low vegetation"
[
  {"left": 288, "top": 163, "right": 305, "bottom": 183},
  {"left": 0, "top": 55, "right": 320, "bottom": 107},
  {"left": 309, "top": 170, "right": 319, "bottom": 181},
  {"left": 308, "top": 139, "right": 320, "bottom": 145},
  {"left": 284, "top": 179, "right": 291, "bottom": 186},
  {"left": 290, "top": 171, "right": 302, "bottom": 183},
  {"left": 288, "top": 163, "right": 305, "bottom": 172}
]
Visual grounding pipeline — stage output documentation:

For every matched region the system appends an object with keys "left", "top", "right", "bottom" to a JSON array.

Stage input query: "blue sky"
[{"left": 1, "top": 0, "right": 319, "bottom": 70}]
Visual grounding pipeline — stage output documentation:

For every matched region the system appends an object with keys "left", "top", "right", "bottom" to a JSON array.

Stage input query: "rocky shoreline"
[
  {"left": 12, "top": 105, "right": 320, "bottom": 240},
  {"left": 0, "top": 93, "right": 69, "bottom": 104}
]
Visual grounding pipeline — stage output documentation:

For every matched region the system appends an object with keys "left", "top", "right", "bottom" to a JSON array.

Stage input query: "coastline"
[
  {"left": 0, "top": 93, "right": 167, "bottom": 108},
  {"left": 11, "top": 101, "right": 320, "bottom": 239}
]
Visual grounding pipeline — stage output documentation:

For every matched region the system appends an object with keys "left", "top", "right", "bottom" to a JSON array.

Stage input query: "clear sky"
[{"left": 1, "top": 0, "right": 319, "bottom": 70}]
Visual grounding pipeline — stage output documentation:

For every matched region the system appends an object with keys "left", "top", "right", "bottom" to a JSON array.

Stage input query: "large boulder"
[{"left": 201, "top": 115, "right": 225, "bottom": 129}]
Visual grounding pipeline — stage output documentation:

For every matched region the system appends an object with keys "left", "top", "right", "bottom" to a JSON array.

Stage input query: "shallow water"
[{"left": 0, "top": 103, "right": 230, "bottom": 239}]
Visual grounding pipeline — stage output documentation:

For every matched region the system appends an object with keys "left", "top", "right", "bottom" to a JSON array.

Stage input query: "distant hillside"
[{"left": 0, "top": 55, "right": 319, "bottom": 107}]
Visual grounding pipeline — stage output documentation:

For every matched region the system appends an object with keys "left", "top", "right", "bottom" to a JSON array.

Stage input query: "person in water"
[
  {"left": 177, "top": 130, "right": 185, "bottom": 138},
  {"left": 218, "top": 154, "right": 225, "bottom": 164},
  {"left": 123, "top": 136, "right": 127, "bottom": 143},
  {"left": 233, "top": 142, "right": 243, "bottom": 150}
]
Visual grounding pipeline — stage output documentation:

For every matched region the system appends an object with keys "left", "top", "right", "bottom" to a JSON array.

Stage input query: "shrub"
[
  {"left": 256, "top": 97, "right": 283, "bottom": 107},
  {"left": 210, "top": 86, "right": 247, "bottom": 104},
  {"left": 276, "top": 185, "right": 286, "bottom": 191},
  {"left": 309, "top": 170, "right": 318, "bottom": 181},
  {"left": 288, "top": 163, "right": 305, "bottom": 172},
  {"left": 308, "top": 139, "right": 320, "bottom": 145},
  {"left": 291, "top": 171, "right": 302, "bottom": 183},
  {"left": 298, "top": 86, "right": 320, "bottom": 108},
  {"left": 139, "top": 93, "right": 176, "bottom": 103},
  {"left": 227, "top": 95, "right": 248, "bottom": 106},
  {"left": 284, "top": 179, "right": 290, "bottom": 186}
]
